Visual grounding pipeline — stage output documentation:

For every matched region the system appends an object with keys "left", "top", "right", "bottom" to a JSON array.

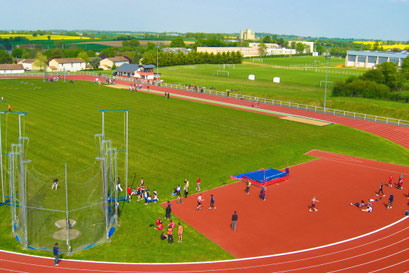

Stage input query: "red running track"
[{"left": 1, "top": 75, "right": 409, "bottom": 272}]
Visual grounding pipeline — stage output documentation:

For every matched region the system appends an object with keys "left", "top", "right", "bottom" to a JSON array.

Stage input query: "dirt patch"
[
  {"left": 281, "top": 116, "right": 332, "bottom": 126},
  {"left": 55, "top": 219, "right": 77, "bottom": 229},
  {"left": 105, "top": 84, "right": 128, "bottom": 90},
  {"left": 53, "top": 229, "right": 81, "bottom": 240}
]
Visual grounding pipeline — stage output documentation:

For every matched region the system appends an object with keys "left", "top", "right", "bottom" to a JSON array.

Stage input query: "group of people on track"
[{"left": 349, "top": 174, "right": 405, "bottom": 213}]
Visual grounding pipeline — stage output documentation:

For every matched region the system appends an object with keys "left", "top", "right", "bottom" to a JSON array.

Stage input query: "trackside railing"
[{"left": 1, "top": 72, "right": 408, "bottom": 128}]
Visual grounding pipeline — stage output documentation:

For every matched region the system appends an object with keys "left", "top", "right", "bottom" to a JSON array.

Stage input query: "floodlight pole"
[
  {"left": 324, "top": 55, "right": 331, "bottom": 111},
  {"left": 0, "top": 114, "right": 3, "bottom": 203},
  {"left": 65, "top": 163, "right": 71, "bottom": 253},
  {"left": 125, "top": 110, "right": 128, "bottom": 201},
  {"left": 156, "top": 45, "right": 159, "bottom": 83}
]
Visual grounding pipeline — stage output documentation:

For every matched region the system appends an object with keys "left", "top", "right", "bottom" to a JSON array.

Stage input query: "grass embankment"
[
  {"left": 159, "top": 60, "right": 409, "bottom": 120},
  {"left": 0, "top": 79, "right": 408, "bottom": 262}
]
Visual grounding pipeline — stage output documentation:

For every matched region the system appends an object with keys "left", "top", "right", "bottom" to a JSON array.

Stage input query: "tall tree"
[
  {"left": 33, "top": 52, "right": 48, "bottom": 70},
  {"left": 258, "top": 43, "right": 267, "bottom": 56},
  {"left": 0, "top": 49, "right": 12, "bottom": 64},
  {"left": 377, "top": 62, "right": 403, "bottom": 90},
  {"left": 170, "top": 38, "right": 185, "bottom": 47},
  {"left": 262, "top": 35, "right": 272, "bottom": 43},
  {"left": 77, "top": 51, "right": 89, "bottom": 63}
]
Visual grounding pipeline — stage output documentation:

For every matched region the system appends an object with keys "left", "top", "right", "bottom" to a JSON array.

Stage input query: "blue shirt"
[{"left": 53, "top": 245, "right": 59, "bottom": 255}]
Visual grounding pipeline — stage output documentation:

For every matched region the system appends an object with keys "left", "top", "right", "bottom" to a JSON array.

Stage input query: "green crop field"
[
  {"left": 158, "top": 61, "right": 409, "bottom": 120},
  {"left": 0, "top": 79, "right": 408, "bottom": 263}
]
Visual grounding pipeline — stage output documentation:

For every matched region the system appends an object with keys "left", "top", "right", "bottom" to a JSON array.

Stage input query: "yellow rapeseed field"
[
  {"left": 0, "top": 34, "right": 92, "bottom": 40},
  {"left": 353, "top": 41, "right": 409, "bottom": 50}
]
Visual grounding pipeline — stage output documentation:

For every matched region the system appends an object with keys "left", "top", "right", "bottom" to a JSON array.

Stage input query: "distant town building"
[
  {"left": 48, "top": 58, "right": 86, "bottom": 72},
  {"left": 18, "top": 59, "right": 41, "bottom": 71},
  {"left": 162, "top": 47, "right": 192, "bottom": 54},
  {"left": 240, "top": 29, "right": 256, "bottom": 41},
  {"left": 345, "top": 50, "right": 409, "bottom": 68},
  {"left": 0, "top": 64, "right": 25, "bottom": 74},
  {"left": 288, "top": 41, "right": 315, "bottom": 53},
  {"left": 115, "top": 64, "right": 158, "bottom": 80},
  {"left": 197, "top": 47, "right": 259, "bottom": 57},
  {"left": 99, "top": 56, "right": 129, "bottom": 70},
  {"left": 249, "top": 43, "right": 296, "bottom": 55}
]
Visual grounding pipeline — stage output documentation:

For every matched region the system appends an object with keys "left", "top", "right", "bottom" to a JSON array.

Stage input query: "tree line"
[
  {"left": 332, "top": 57, "right": 409, "bottom": 103},
  {"left": 141, "top": 50, "right": 243, "bottom": 66}
]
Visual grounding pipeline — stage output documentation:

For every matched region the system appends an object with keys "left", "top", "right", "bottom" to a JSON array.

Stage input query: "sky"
[{"left": 1, "top": 0, "right": 409, "bottom": 41}]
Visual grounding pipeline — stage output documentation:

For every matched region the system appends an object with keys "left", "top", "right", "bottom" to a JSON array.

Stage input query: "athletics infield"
[{"left": 1, "top": 75, "right": 409, "bottom": 272}]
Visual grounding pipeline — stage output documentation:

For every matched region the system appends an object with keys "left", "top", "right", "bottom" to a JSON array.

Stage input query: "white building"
[
  {"left": 197, "top": 47, "right": 259, "bottom": 57},
  {"left": 48, "top": 58, "right": 86, "bottom": 72},
  {"left": 345, "top": 50, "right": 409, "bottom": 69},
  {"left": 18, "top": 59, "right": 42, "bottom": 71},
  {"left": 288, "top": 41, "right": 315, "bottom": 53},
  {"left": 115, "top": 64, "right": 157, "bottom": 80},
  {"left": 249, "top": 43, "right": 296, "bottom": 55},
  {"left": 239, "top": 29, "right": 256, "bottom": 40},
  {"left": 0, "top": 64, "right": 25, "bottom": 74},
  {"left": 99, "top": 56, "right": 129, "bottom": 70}
]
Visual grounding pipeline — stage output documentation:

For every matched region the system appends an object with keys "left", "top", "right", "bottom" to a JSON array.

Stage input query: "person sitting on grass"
[{"left": 161, "top": 232, "right": 168, "bottom": 240}]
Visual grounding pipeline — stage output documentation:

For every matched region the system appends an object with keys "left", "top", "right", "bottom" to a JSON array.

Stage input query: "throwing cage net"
[{"left": 0, "top": 109, "right": 128, "bottom": 254}]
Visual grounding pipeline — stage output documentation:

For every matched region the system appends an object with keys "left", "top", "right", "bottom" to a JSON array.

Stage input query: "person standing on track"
[
  {"left": 260, "top": 185, "right": 266, "bottom": 200},
  {"left": 231, "top": 211, "right": 238, "bottom": 231},
  {"left": 388, "top": 175, "right": 393, "bottom": 188},
  {"left": 398, "top": 174, "right": 404, "bottom": 190},
  {"left": 387, "top": 193, "right": 394, "bottom": 209},
  {"left": 376, "top": 183, "right": 385, "bottom": 197},
  {"left": 246, "top": 181, "right": 251, "bottom": 194},
  {"left": 309, "top": 196, "right": 319, "bottom": 212},
  {"left": 196, "top": 194, "right": 203, "bottom": 210},
  {"left": 209, "top": 194, "right": 216, "bottom": 209},
  {"left": 53, "top": 243, "right": 60, "bottom": 266}
]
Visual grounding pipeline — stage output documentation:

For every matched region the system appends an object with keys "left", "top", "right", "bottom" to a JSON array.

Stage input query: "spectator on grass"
[
  {"left": 153, "top": 191, "right": 159, "bottom": 203},
  {"left": 127, "top": 186, "right": 132, "bottom": 201},
  {"left": 161, "top": 232, "right": 168, "bottom": 240},
  {"left": 51, "top": 178, "right": 59, "bottom": 190},
  {"left": 116, "top": 177, "right": 123, "bottom": 192},
  {"left": 178, "top": 223, "right": 183, "bottom": 243},
  {"left": 165, "top": 201, "right": 172, "bottom": 220},
  {"left": 184, "top": 179, "right": 189, "bottom": 198},
  {"left": 167, "top": 227, "right": 173, "bottom": 244},
  {"left": 196, "top": 177, "right": 201, "bottom": 191}
]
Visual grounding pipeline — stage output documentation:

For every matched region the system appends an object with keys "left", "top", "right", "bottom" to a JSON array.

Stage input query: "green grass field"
[
  {"left": 245, "top": 56, "right": 346, "bottom": 67},
  {"left": 0, "top": 79, "right": 408, "bottom": 263},
  {"left": 158, "top": 61, "right": 409, "bottom": 120}
]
